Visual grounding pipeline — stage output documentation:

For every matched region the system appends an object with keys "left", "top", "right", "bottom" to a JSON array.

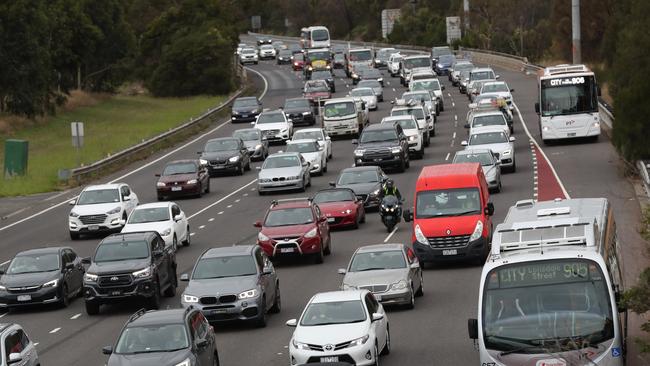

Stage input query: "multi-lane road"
[{"left": 0, "top": 36, "right": 646, "bottom": 366}]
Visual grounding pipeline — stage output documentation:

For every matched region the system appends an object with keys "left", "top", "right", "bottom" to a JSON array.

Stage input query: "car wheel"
[
  {"left": 205, "top": 179, "right": 210, "bottom": 193},
  {"left": 322, "top": 161, "right": 327, "bottom": 173},
  {"left": 424, "top": 132, "right": 430, "bottom": 147},
  {"left": 147, "top": 280, "right": 161, "bottom": 310},
  {"left": 381, "top": 326, "right": 391, "bottom": 355},
  {"left": 69, "top": 231, "right": 80, "bottom": 240},
  {"left": 183, "top": 227, "right": 191, "bottom": 246},
  {"left": 314, "top": 245, "right": 324, "bottom": 264},
  {"left": 415, "top": 272, "right": 424, "bottom": 297},
  {"left": 324, "top": 238, "right": 331, "bottom": 255},
  {"left": 255, "top": 298, "right": 267, "bottom": 328},
  {"left": 60, "top": 284, "right": 70, "bottom": 308},
  {"left": 352, "top": 213, "right": 360, "bottom": 229},
  {"left": 299, "top": 178, "right": 306, "bottom": 192},
  {"left": 237, "top": 163, "right": 245, "bottom": 176},
  {"left": 360, "top": 209, "right": 366, "bottom": 223},
  {"left": 496, "top": 180, "right": 502, "bottom": 193},
  {"left": 398, "top": 159, "right": 406, "bottom": 173},
  {"left": 418, "top": 145, "right": 425, "bottom": 159},
  {"left": 405, "top": 286, "right": 415, "bottom": 309},
  {"left": 269, "top": 283, "right": 281, "bottom": 313},
  {"left": 245, "top": 159, "right": 251, "bottom": 171},
  {"left": 164, "top": 273, "right": 177, "bottom": 297},
  {"left": 405, "top": 154, "right": 410, "bottom": 169},
  {"left": 85, "top": 301, "right": 100, "bottom": 315},
  {"left": 197, "top": 183, "right": 203, "bottom": 198},
  {"left": 172, "top": 235, "right": 178, "bottom": 253},
  {"left": 511, "top": 159, "right": 517, "bottom": 173},
  {"left": 373, "top": 342, "right": 380, "bottom": 366},
  {"left": 306, "top": 174, "right": 311, "bottom": 187}
]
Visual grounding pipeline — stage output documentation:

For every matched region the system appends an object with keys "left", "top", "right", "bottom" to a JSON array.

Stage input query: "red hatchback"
[
  {"left": 156, "top": 159, "right": 210, "bottom": 200},
  {"left": 292, "top": 53, "right": 305, "bottom": 71},
  {"left": 312, "top": 188, "right": 365, "bottom": 229},
  {"left": 255, "top": 198, "right": 331, "bottom": 263}
]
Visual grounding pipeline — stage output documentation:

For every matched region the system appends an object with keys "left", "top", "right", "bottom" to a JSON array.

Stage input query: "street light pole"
[
  {"left": 464, "top": 0, "right": 470, "bottom": 30},
  {"left": 571, "top": 0, "right": 582, "bottom": 64}
]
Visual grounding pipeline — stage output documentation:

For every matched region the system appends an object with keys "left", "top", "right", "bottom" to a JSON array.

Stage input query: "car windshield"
[
  {"left": 411, "top": 79, "right": 441, "bottom": 91},
  {"left": 264, "top": 208, "right": 313, "bottom": 227},
  {"left": 205, "top": 139, "right": 238, "bottom": 152},
  {"left": 360, "top": 69, "right": 381, "bottom": 78},
  {"left": 261, "top": 45, "right": 273, "bottom": 50},
  {"left": 162, "top": 162, "right": 197, "bottom": 175},
  {"left": 293, "top": 53, "right": 304, "bottom": 61},
  {"left": 324, "top": 102, "right": 355, "bottom": 118},
  {"left": 483, "top": 259, "right": 614, "bottom": 353},
  {"left": 455, "top": 63, "right": 474, "bottom": 72},
  {"left": 482, "top": 83, "right": 509, "bottom": 93},
  {"left": 358, "top": 80, "right": 380, "bottom": 89},
  {"left": 350, "top": 88, "right": 374, "bottom": 97},
  {"left": 192, "top": 255, "right": 257, "bottom": 279},
  {"left": 391, "top": 56, "right": 403, "bottom": 63},
  {"left": 7, "top": 253, "right": 59, "bottom": 274},
  {"left": 263, "top": 155, "right": 300, "bottom": 169},
  {"left": 392, "top": 108, "right": 425, "bottom": 120},
  {"left": 279, "top": 50, "right": 292, "bottom": 57},
  {"left": 473, "top": 115, "right": 507, "bottom": 128},
  {"left": 304, "top": 81, "right": 329, "bottom": 93},
  {"left": 392, "top": 118, "right": 418, "bottom": 130},
  {"left": 453, "top": 152, "right": 494, "bottom": 166},
  {"left": 301, "top": 300, "right": 367, "bottom": 326},
  {"left": 115, "top": 324, "right": 189, "bottom": 354},
  {"left": 469, "top": 131, "right": 508, "bottom": 145},
  {"left": 293, "top": 130, "right": 323, "bottom": 141},
  {"left": 403, "top": 92, "right": 430, "bottom": 102},
  {"left": 349, "top": 50, "right": 372, "bottom": 61},
  {"left": 312, "top": 29, "right": 329, "bottom": 41},
  {"left": 128, "top": 207, "right": 170, "bottom": 224},
  {"left": 349, "top": 250, "right": 406, "bottom": 272},
  {"left": 257, "top": 112, "right": 285, "bottom": 124},
  {"left": 540, "top": 76, "right": 598, "bottom": 116},
  {"left": 360, "top": 129, "right": 397, "bottom": 143},
  {"left": 403, "top": 57, "right": 431, "bottom": 69},
  {"left": 471, "top": 70, "right": 495, "bottom": 80},
  {"left": 233, "top": 130, "right": 260, "bottom": 141},
  {"left": 311, "top": 71, "right": 331, "bottom": 79},
  {"left": 338, "top": 170, "right": 379, "bottom": 184},
  {"left": 94, "top": 241, "right": 149, "bottom": 262},
  {"left": 313, "top": 190, "right": 355, "bottom": 203},
  {"left": 416, "top": 188, "right": 481, "bottom": 218},
  {"left": 77, "top": 189, "right": 120, "bottom": 205},
  {"left": 377, "top": 49, "right": 395, "bottom": 60},
  {"left": 285, "top": 99, "right": 310, "bottom": 109},
  {"left": 287, "top": 142, "right": 318, "bottom": 153},
  {"left": 308, "top": 51, "right": 330, "bottom": 60},
  {"left": 242, "top": 48, "right": 255, "bottom": 55},
  {"left": 438, "top": 54, "right": 456, "bottom": 64},
  {"left": 233, "top": 98, "right": 258, "bottom": 108},
  {"left": 432, "top": 47, "right": 452, "bottom": 57},
  {"left": 334, "top": 54, "right": 344, "bottom": 61}
]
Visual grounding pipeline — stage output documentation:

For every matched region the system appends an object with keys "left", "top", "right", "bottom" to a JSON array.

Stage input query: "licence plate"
[
  {"left": 374, "top": 158, "right": 383, "bottom": 162},
  {"left": 17, "top": 295, "right": 31, "bottom": 302},
  {"left": 111, "top": 290, "right": 122, "bottom": 296},
  {"left": 327, "top": 217, "right": 335, "bottom": 223},
  {"left": 242, "top": 114, "right": 248, "bottom": 118},
  {"left": 567, "top": 132, "right": 576, "bottom": 137},
  {"left": 212, "top": 309, "right": 227, "bottom": 314},
  {"left": 280, "top": 248, "right": 295, "bottom": 253},
  {"left": 320, "top": 357, "right": 339, "bottom": 363},
  {"left": 171, "top": 186, "right": 182, "bottom": 191},
  {"left": 88, "top": 225, "right": 99, "bottom": 231},
  {"left": 442, "top": 249, "right": 458, "bottom": 256}
]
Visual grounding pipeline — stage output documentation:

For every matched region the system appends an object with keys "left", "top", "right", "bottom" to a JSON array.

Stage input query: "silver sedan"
[
  {"left": 453, "top": 148, "right": 502, "bottom": 192},
  {"left": 256, "top": 152, "right": 311, "bottom": 194}
]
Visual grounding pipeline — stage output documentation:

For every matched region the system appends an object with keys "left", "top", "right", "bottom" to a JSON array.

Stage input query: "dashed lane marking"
[
  {"left": 70, "top": 313, "right": 81, "bottom": 320},
  {"left": 452, "top": 132, "right": 456, "bottom": 139},
  {"left": 452, "top": 102, "right": 455, "bottom": 108},
  {"left": 208, "top": 218, "right": 215, "bottom": 222},
  {"left": 49, "top": 328, "right": 61, "bottom": 334},
  {"left": 218, "top": 211, "right": 224, "bottom": 215},
  {"left": 384, "top": 226, "right": 398, "bottom": 243},
  {"left": 227, "top": 205, "right": 233, "bottom": 208},
  {"left": 199, "top": 225, "right": 206, "bottom": 229},
  {"left": 235, "top": 199, "right": 241, "bottom": 203},
  {"left": 190, "top": 232, "right": 196, "bottom": 236},
  {"left": 187, "top": 179, "right": 257, "bottom": 220},
  {"left": 445, "top": 153, "right": 450, "bottom": 161}
]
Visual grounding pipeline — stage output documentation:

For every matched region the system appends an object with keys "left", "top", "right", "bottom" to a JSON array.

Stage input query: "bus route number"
[{"left": 550, "top": 77, "right": 585, "bottom": 86}]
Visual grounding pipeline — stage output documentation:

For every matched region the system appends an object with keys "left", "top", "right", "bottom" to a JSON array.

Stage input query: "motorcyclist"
[{"left": 379, "top": 179, "right": 402, "bottom": 201}]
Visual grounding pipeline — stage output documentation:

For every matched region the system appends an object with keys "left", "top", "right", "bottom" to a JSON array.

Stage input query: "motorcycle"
[{"left": 380, "top": 195, "right": 402, "bottom": 232}]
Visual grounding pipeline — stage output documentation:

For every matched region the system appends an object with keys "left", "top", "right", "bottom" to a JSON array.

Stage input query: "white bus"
[
  {"left": 535, "top": 64, "right": 601, "bottom": 144},
  {"left": 300, "top": 26, "right": 330, "bottom": 49},
  {"left": 469, "top": 198, "right": 626, "bottom": 366}
]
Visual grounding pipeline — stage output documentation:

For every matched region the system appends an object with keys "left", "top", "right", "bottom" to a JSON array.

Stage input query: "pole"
[
  {"left": 519, "top": 15, "right": 524, "bottom": 56},
  {"left": 464, "top": 0, "right": 470, "bottom": 30},
  {"left": 571, "top": 0, "right": 581, "bottom": 64}
]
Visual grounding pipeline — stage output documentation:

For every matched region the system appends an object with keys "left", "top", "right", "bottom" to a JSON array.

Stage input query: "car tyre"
[
  {"left": 59, "top": 284, "right": 70, "bottom": 308},
  {"left": 495, "top": 180, "right": 502, "bottom": 193},
  {"left": 373, "top": 343, "right": 380, "bottom": 366},
  {"left": 183, "top": 227, "right": 191, "bottom": 246},
  {"left": 255, "top": 298, "right": 267, "bottom": 328},
  {"left": 205, "top": 179, "right": 210, "bottom": 193},
  {"left": 405, "top": 286, "right": 415, "bottom": 309},
  {"left": 314, "top": 245, "right": 324, "bottom": 264},
  {"left": 164, "top": 273, "right": 177, "bottom": 297},
  {"left": 237, "top": 163, "right": 245, "bottom": 176},
  {"left": 269, "top": 283, "right": 281, "bottom": 314},
  {"left": 245, "top": 160, "right": 251, "bottom": 171},
  {"left": 147, "top": 281, "right": 161, "bottom": 310},
  {"left": 85, "top": 301, "right": 100, "bottom": 315},
  {"left": 69, "top": 231, "right": 80, "bottom": 240},
  {"left": 397, "top": 159, "right": 406, "bottom": 173},
  {"left": 510, "top": 159, "right": 517, "bottom": 173},
  {"left": 415, "top": 273, "right": 424, "bottom": 297},
  {"left": 381, "top": 326, "right": 391, "bottom": 355},
  {"left": 324, "top": 238, "right": 331, "bottom": 255}
]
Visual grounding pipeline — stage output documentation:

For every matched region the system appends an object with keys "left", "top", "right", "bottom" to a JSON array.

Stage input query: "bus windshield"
[
  {"left": 482, "top": 259, "right": 614, "bottom": 353},
  {"left": 540, "top": 75, "right": 598, "bottom": 117},
  {"left": 312, "top": 29, "right": 329, "bottom": 42}
]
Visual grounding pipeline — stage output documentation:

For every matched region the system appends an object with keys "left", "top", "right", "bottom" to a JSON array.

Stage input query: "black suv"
[
  {"left": 103, "top": 308, "right": 219, "bottom": 366},
  {"left": 231, "top": 96, "right": 262, "bottom": 123},
  {"left": 352, "top": 123, "right": 410, "bottom": 172},
  {"left": 82, "top": 231, "right": 177, "bottom": 315},
  {"left": 283, "top": 98, "right": 315, "bottom": 126},
  {"left": 199, "top": 137, "right": 251, "bottom": 176}
]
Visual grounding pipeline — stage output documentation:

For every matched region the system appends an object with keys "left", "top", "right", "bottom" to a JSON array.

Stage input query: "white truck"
[{"left": 322, "top": 97, "right": 369, "bottom": 138}]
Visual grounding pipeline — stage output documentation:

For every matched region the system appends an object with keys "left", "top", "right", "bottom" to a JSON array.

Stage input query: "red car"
[
  {"left": 255, "top": 198, "right": 332, "bottom": 263},
  {"left": 156, "top": 159, "right": 210, "bottom": 200},
  {"left": 303, "top": 80, "right": 331, "bottom": 107},
  {"left": 312, "top": 188, "right": 365, "bottom": 229},
  {"left": 292, "top": 53, "right": 305, "bottom": 71}
]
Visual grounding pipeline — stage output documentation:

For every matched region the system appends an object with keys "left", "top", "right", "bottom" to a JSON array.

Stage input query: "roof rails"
[
  {"left": 128, "top": 308, "right": 148, "bottom": 323},
  {"left": 271, "top": 198, "right": 312, "bottom": 206},
  {"left": 544, "top": 64, "right": 590, "bottom": 76}
]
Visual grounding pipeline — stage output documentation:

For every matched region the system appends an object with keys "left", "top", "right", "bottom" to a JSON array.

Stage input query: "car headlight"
[
  {"left": 408, "top": 135, "right": 417, "bottom": 142},
  {"left": 369, "top": 188, "right": 380, "bottom": 197},
  {"left": 156, "top": 181, "right": 166, "bottom": 187},
  {"left": 304, "top": 227, "right": 318, "bottom": 238},
  {"left": 501, "top": 150, "right": 511, "bottom": 156},
  {"left": 352, "top": 73, "right": 358, "bottom": 78},
  {"left": 238, "top": 288, "right": 258, "bottom": 299},
  {"left": 161, "top": 228, "right": 172, "bottom": 236},
  {"left": 307, "top": 66, "right": 313, "bottom": 71},
  {"left": 84, "top": 273, "right": 98, "bottom": 282},
  {"left": 174, "top": 358, "right": 191, "bottom": 366},
  {"left": 228, "top": 156, "right": 240, "bottom": 163},
  {"left": 69, "top": 211, "right": 79, "bottom": 218},
  {"left": 302, "top": 111, "right": 311, "bottom": 115},
  {"left": 390, "top": 146, "right": 402, "bottom": 154},
  {"left": 287, "top": 175, "right": 300, "bottom": 180},
  {"left": 378, "top": 78, "right": 383, "bottom": 82},
  {"left": 251, "top": 109, "right": 259, "bottom": 114},
  {"left": 259, "top": 178, "right": 272, "bottom": 183},
  {"left": 106, "top": 207, "right": 121, "bottom": 215},
  {"left": 280, "top": 128, "right": 288, "bottom": 133},
  {"left": 293, "top": 339, "right": 311, "bottom": 350},
  {"left": 42, "top": 279, "right": 58, "bottom": 288},
  {"left": 199, "top": 158, "right": 208, "bottom": 165},
  {"left": 342, "top": 283, "right": 357, "bottom": 290},
  {"left": 258, "top": 231, "right": 270, "bottom": 241},
  {"left": 326, "top": 65, "right": 331, "bottom": 69},
  {"left": 254, "top": 144, "right": 262, "bottom": 150},
  {"left": 186, "top": 179, "right": 198, "bottom": 184},
  {"left": 342, "top": 209, "right": 352, "bottom": 214},
  {"left": 469, "top": 220, "right": 484, "bottom": 242},
  {"left": 349, "top": 335, "right": 370, "bottom": 347},
  {"left": 132, "top": 267, "right": 152, "bottom": 278},
  {"left": 183, "top": 294, "right": 199, "bottom": 303},
  {"left": 354, "top": 149, "right": 365, "bottom": 157},
  {"left": 0, "top": 285, "right": 6, "bottom": 291},
  {"left": 390, "top": 279, "right": 407, "bottom": 290},
  {"left": 415, "top": 224, "right": 428, "bottom": 244}
]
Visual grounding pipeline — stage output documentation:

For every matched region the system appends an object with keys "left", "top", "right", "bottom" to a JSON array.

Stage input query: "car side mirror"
[
  {"left": 119, "top": 219, "right": 126, "bottom": 226},
  {"left": 180, "top": 273, "right": 190, "bottom": 281},
  {"left": 195, "top": 338, "right": 209, "bottom": 348},
  {"left": 461, "top": 141, "right": 468, "bottom": 146},
  {"left": 153, "top": 250, "right": 164, "bottom": 258},
  {"left": 485, "top": 202, "right": 495, "bottom": 216},
  {"left": 318, "top": 216, "right": 327, "bottom": 223},
  {"left": 254, "top": 220, "right": 262, "bottom": 228},
  {"left": 351, "top": 139, "right": 358, "bottom": 145},
  {"left": 155, "top": 173, "right": 161, "bottom": 177},
  {"left": 81, "top": 256, "right": 91, "bottom": 265},
  {"left": 337, "top": 268, "right": 346, "bottom": 275},
  {"left": 510, "top": 88, "right": 515, "bottom": 93},
  {"left": 441, "top": 85, "right": 446, "bottom": 90},
  {"left": 101, "top": 346, "right": 113, "bottom": 355},
  {"left": 123, "top": 196, "right": 131, "bottom": 201},
  {"left": 410, "top": 262, "right": 420, "bottom": 269},
  {"left": 250, "top": 121, "right": 255, "bottom": 125},
  {"left": 196, "top": 151, "right": 202, "bottom": 155},
  {"left": 325, "top": 136, "right": 331, "bottom": 141},
  {"left": 509, "top": 136, "right": 516, "bottom": 142},
  {"left": 464, "top": 123, "right": 470, "bottom": 129},
  {"left": 371, "top": 313, "right": 384, "bottom": 322},
  {"left": 255, "top": 166, "right": 262, "bottom": 171},
  {"left": 534, "top": 102, "right": 540, "bottom": 114},
  {"left": 174, "top": 214, "right": 183, "bottom": 222},
  {"left": 65, "top": 262, "right": 75, "bottom": 270},
  {"left": 468, "top": 318, "right": 478, "bottom": 340},
  {"left": 494, "top": 153, "right": 500, "bottom": 159},
  {"left": 328, "top": 181, "right": 336, "bottom": 187},
  {"left": 286, "top": 319, "right": 297, "bottom": 327},
  {"left": 495, "top": 75, "right": 501, "bottom": 79},
  {"left": 403, "top": 209, "right": 413, "bottom": 222},
  {"left": 69, "top": 199, "right": 76, "bottom": 206}
]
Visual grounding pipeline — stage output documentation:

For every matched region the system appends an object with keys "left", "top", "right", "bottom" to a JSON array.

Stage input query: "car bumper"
[
  {"left": 412, "top": 236, "right": 488, "bottom": 262},
  {"left": 240, "top": 57, "right": 258, "bottom": 63},
  {"left": 69, "top": 213, "right": 124, "bottom": 233},
  {"left": 408, "top": 140, "right": 422, "bottom": 153},
  {"left": 0, "top": 286, "right": 61, "bottom": 307},
  {"left": 355, "top": 155, "right": 403, "bottom": 168},
  {"left": 181, "top": 297, "right": 263, "bottom": 323},
  {"left": 258, "top": 237, "right": 322, "bottom": 258},
  {"left": 231, "top": 114, "right": 258, "bottom": 123},
  {"left": 325, "top": 125, "right": 359, "bottom": 136},
  {"left": 83, "top": 279, "right": 157, "bottom": 304},
  {"left": 325, "top": 213, "right": 357, "bottom": 228},
  {"left": 258, "top": 178, "right": 303, "bottom": 192},
  {"left": 373, "top": 288, "right": 412, "bottom": 305},
  {"left": 499, "top": 157, "right": 515, "bottom": 169},
  {"left": 207, "top": 163, "right": 241, "bottom": 175},
  {"left": 157, "top": 183, "right": 201, "bottom": 197},
  {"left": 541, "top": 125, "right": 601, "bottom": 139},
  {"left": 290, "top": 343, "right": 376, "bottom": 366}
]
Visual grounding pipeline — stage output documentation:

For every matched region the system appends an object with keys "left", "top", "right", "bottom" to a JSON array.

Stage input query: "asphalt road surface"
[{"left": 0, "top": 36, "right": 644, "bottom": 366}]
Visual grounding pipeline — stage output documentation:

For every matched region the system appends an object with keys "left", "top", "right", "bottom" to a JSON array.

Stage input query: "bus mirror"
[
  {"left": 534, "top": 102, "right": 540, "bottom": 114},
  {"left": 468, "top": 318, "right": 478, "bottom": 340}
]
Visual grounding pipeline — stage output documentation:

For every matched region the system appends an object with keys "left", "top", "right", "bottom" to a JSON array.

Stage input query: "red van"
[{"left": 403, "top": 163, "right": 494, "bottom": 264}]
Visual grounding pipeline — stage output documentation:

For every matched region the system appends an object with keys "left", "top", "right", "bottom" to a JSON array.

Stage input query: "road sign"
[
  {"left": 71, "top": 122, "right": 84, "bottom": 148},
  {"left": 251, "top": 15, "right": 261, "bottom": 30},
  {"left": 381, "top": 9, "right": 401, "bottom": 39},
  {"left": 446, "top": 16, "right": 462, "bottom": 44}
]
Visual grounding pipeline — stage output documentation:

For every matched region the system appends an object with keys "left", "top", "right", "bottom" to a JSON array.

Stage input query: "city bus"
[
  {"left": 300, "top": 26, "right": 330, "bottom": 49},
  {"left": 535, "top": 64, "right": 601, "bottom": 144},
  {"left": 469, "top": 198, "right": 626, "bottom": 365}
]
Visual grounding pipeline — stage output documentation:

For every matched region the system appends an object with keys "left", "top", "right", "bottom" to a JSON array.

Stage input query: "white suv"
[
  {"left": 68, "top": 183, "right": 139, "bottom": 240},
  {"left": 253, "top": 110, "right": 294, "bottom": 143},
  {"left": 0, "top": 323, "right": 39, "bottom": 366}
]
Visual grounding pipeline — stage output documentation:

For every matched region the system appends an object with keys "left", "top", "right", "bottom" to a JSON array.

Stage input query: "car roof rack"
[
  {"left": 128, "top": 308, "right": 148, "bottom": 323},
  {"left": 271, "top": 198, "right": 312, "bottom": 206}
]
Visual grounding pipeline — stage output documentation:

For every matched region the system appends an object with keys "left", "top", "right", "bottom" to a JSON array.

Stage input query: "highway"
[{"left": 0, "top": 36, "right": 644, "bottom": 366}]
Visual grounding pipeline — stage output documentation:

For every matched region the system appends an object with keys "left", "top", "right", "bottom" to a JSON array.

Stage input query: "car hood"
[
  {"left": 358, "top": 141, "right": 398, "bottom": 149},
  {"left": 122, "top": 221, "right": 171, "bottom": 236},
  {"left": 300, "top": 152, "right": 322, "bottom": 163},
  {"left": 469, "top": 142, "right": 512, "bottom": 154},
  {"left": 259, "top": 166, "right": 302, "bottom": 179},
  {"left": 343, "top": 268, "right": 408, "bottom": 287},
  {"left": 185, "top": 275, "right": 258, "bottom": 296},
  {"left": 403, "top": 129, "right": 419, "bottom": 137},
  {"left": 201, "top": 151, "right": 238, "bottom": 160},
  {"left": 107, "top": 349, "right": 190, "bottom": 366},
  {"left": 294, "top": 322, "right": 369, "bottom": 345},
  {"left": 232, "top": 106, "right": 258, "bottom": 114},
  {"left": 0, "top": 271, "right": 59, "bottom": 288},
  {"left": 262, "top": 223, "right": 314, "bottom": 238},
  {"left": 243, "top": 140, "right": 261, "bottom": 149},
  {"left": 88, "top": 258, "right": 150, "bottom": 275},
  {"left": 284, "top": 107, "right": 309, "bottom": 114},
  {"left": 71, "top": 202, "right": 122, "bottom": 216},
  {"left": 483, "top": 165, "right": 498, "bottom": 180},
  {"left": 254, "top": 122, "right": 288, "bottom": 131},
  {"left": 337, "top": 182, "right": 380, "bottom": 195},
  {"left": 416, "top": 215, "right": 482, "bottom": 237},
  {"left": 318, "top": 202, "right": 357, "bottom": 215},
  {"left": 158, "top": 173, "right": 196, "bottom": 183}
]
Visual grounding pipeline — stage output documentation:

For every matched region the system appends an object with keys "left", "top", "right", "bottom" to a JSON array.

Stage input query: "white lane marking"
[
  {"left": 513, "top": 102, "right": 570, "bottom": 198},
  {"left": 0, "top": 68, "right": 270, "bottom": 233},
  {"left": 452, "top": 102, "right": 455, "bottom": 108},
  {"left": 447, "top": 93, "right": 452, "bottom": 97},
  {"left": 2, "top": 208, "right": 28, "bottom": 219},
  {"left": 190, "top": 232, "right": 196, "bottom": 236},
  {"left": 227, "top": 205, "right": 233, "bottom": 208},
  {"left": 49, "top": 328, "right": 61, "bottom": 334},
  {"left": 392, "top": 88, "right": 396, "bottom": 92},
  {"left": 386, "top": 81, "right": 390, "bottom": 86},
  {"left": 187, "top": 179, "right": 257, "bottom": 220},
  {"left": 208, "top": 218, "right": 215, "bottom": 222},
  {"left": 243, "top": 193, "right": 249, "bottom": 197},
  {"left": 0, "top": 260, "right": 9, "bottom": 266},
  {"left": 218, "top": 211, "right": 224, "bottom": 215},
  {"left": 199, "top": 225, "right": 206, "bottom": 229},
  {"left": 383, "top": 226, "right": 398, "bottom": 243},
  {"left": 44, "top": 190, "right": 72, "bottom": 201},
  {"left": 450, "top": 140, "right": 455, "bottom": 147},
  {"left": 235, "top": 199, "right": 241, "bottom": 203},
  {"left": 452, "top": 132, "right": 456, "bottom": 139},
  {"left": 70, "top": 313, "right": 82, "bottom": 320},
  {"left": 445, "top": 153, "right": 450, "bottom": 161},
  {"left": 454, "top": 115, "right": 457, "bottom": 121},
  {"left": 0, "top": 313, "right": 6, "bottom": 319}
]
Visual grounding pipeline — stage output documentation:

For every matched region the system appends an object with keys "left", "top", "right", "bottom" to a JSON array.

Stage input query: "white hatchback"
[
  {"left": 121, "top": 202, "right": 190, "bottom": 252},
  {"left": 292, "top": 128, "right": 332, "bottom": 160},
  {"left": 285, "top": 139, "right": 327, "bottom": 175}
]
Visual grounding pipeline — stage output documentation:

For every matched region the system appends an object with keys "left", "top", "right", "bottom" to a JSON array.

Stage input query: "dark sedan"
[
  {"left": 231, "top": 96, "right": 262, "bottom": 123},
  {"left": 277, "top": 49, "right": 293, "bottom": 65},
  {"left": 359, "top": 67, "right": 384, "bottom": 86},
  {"left": 233, "top": 128, "right": 269, "bottom": 161},
  {"left": 199, "top": 137, "right": 251, "bottom": 176},
  {"left": 156, "top": 159, "right": 209, "bottom": 200},
  {"left": 283, "top": 98, "right": 315, "bottom": 126},
  {"left": 0, "top": 247, "right": 84, "bottom": 309},
  {"left": 330, "top": 166, "right": 388, "bottom": 209},
  {"left": 310, "top": 70, "right": 336, "bottom": 93}
]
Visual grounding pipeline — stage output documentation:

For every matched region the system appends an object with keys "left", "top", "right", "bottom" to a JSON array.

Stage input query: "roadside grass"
[{"left": 0, "top": 93, "right": 226, "bottom": 197}]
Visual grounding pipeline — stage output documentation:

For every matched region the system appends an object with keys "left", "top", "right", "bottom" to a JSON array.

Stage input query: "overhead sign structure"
[
  {"left": 446, "top": 16, "right": 462, "bottom": 44},
  {"left": 251, "top": 15, "right": 261, "bottom": 31},
  {"left": 381, "top": 9, "right": 401, "bottom": 39}
]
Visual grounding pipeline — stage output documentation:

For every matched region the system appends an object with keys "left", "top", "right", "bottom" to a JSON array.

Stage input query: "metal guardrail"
[{"left": 69, "top": 64, "right": 246, "bottom": 183}]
